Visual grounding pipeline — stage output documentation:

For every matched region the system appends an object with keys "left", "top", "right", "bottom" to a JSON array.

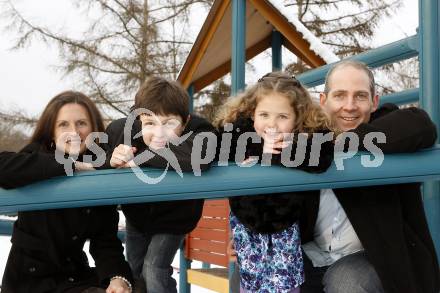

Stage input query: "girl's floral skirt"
[{"left": 230, "top": 213, "right": 304, "bottom": 293}]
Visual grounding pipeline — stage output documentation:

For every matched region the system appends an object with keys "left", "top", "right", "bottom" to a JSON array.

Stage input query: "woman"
[{"left": 0, "top": 91, "right": 133, "bottom": 293}]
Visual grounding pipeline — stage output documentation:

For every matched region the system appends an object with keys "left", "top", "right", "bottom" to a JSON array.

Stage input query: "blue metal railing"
[
  {"left": 1, "top": 148, "right": 440, "bottom": 213},
  {"left": 297, "top": 35, "right": 419, "bottom": 87},
  {"left": 2, "top": 1, "right": 440, "bottom": 291}
]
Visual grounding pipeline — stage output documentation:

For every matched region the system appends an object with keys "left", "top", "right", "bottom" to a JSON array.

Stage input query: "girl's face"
[
  {"left": 53, "top": 103, "right": 92, "bottom": 155},
  {"left": 253, "top": 93, "right": 296, "bottom": 141}
]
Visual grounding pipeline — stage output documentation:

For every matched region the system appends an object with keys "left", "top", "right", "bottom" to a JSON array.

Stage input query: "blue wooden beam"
[
  {"left": 271, "top": 30, "right": 283, "bottom": 71},
  {"left": 298, "top": 35, "right": 419, "bottom": 87},
  {"left": 1, "top": 146, "right": 440, "bottom": 213},
  {"left": 231, "top": 0, "right": 246, "bottom": 94},
  {"left": 419, "top": 0, "right": 440, "bottom": 262},
  {"left": 0, "top": 219, "right": 14, "bottom": 235},
  {"left": 379, "top": 88, "right": 419, "bottom": 106}
]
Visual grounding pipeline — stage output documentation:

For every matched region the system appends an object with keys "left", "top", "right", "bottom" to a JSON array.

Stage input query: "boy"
[{"left": 106, "top": 76, "right": 215, "bottom": 293}]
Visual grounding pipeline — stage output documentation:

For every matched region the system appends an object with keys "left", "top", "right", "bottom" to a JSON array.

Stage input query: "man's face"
[{"left": 320, "top": 66, "right": 379, "bottom": 131}]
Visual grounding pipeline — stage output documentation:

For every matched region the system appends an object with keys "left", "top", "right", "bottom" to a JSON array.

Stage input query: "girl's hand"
[
  {"left": 110, "top": 144, "right": 137, "bottom": 168},
  {"left": 106, "top": 277, "right": 131, "bottom": 293},
  {"left": 262, "top": 133, "right": 292, "bottom": 154}
]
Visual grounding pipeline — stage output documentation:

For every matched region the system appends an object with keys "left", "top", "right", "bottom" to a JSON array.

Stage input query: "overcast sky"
[{"left": 0, "top": 0, "right": 419, "bottom": 118}]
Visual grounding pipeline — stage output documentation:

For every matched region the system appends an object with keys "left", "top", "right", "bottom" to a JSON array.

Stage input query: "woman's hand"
[
  {"left": 110, "top": 144, "right": 137, "bottom": 168},
  {"left": 55, "top": 131, "right": 82, "bottom": 155},
  {"left": 106, "top": 277, "right": 131, "bottom": 293}
]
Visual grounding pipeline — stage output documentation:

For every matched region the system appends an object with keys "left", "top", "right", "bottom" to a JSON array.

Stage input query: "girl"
[
  {"left": 215, "top": 72, "right": 334, "bottom": 293},
  {"left": 0, "top": 91, "right": 133, "bottom": 293}
]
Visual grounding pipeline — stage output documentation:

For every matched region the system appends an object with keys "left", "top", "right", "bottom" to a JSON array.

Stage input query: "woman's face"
[{"left": 53, "top": 103, "right": 92, "bottom": 155}]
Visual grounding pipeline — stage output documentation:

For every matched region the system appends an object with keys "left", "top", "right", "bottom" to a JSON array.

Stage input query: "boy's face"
[
  {"left": 139, "top": 113, "right": 186, "bottom": 150},
  {"left": 320, "top": 66, "right": 379, "bottom": 131}
]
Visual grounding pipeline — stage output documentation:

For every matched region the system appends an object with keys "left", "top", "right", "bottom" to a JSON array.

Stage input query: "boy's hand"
[
  {"left": 110, "top": 144, "right": 137, "bottom": 168},
  {"left": 74, "top": 161, "right": 95, "bottom": 171}
]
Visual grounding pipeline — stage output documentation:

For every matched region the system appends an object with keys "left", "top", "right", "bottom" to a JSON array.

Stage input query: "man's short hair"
[
  {"left": 133, "top": 76, "right": 189, "bottom": 123},
  {"left": 324, "top": 60, "right": 376, "bottom": 97}
]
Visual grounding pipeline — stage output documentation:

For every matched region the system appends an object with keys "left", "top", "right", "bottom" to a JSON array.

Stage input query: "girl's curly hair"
[{"left": 214, "top": 71, "right": 335, "bottom": 133}]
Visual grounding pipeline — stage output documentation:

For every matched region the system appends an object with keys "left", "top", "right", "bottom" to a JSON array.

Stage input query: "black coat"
[
  {"left": 104, "top": 114, "right": 215, "bottom": 235},
  {"left": 299, "top": 104, "right": 440, "bottom": 293},
  {"left": 217, "top": 117, "right": 334, "bottom": 234},
  {"left": 0, "top": 143, "right": 132, "bottom": 293}
]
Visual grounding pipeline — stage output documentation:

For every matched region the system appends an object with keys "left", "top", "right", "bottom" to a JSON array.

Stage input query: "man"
[{"left": 300, "top": 60, "right": 440, "bottom": 293}]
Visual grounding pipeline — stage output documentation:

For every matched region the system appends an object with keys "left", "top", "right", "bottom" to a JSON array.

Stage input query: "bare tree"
[
  {"left": 286, "top": 0, "right": 402, "bottom": 58},
  {"left": 282, "top": 0, "right": 419, "bottom": 97},
  {"left": 0, "top": 117, "right": 30, "bottom": 151},
  {"left": 194, "top": 79, "right": 230, "bottom": 122},
  {"left": 1, "top": 0, "right": 212, "bottom": 118}
]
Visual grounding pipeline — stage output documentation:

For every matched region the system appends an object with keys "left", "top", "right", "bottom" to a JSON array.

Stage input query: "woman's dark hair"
[{"left": 31, "top": 91, "right": 105, "bottom": 152}]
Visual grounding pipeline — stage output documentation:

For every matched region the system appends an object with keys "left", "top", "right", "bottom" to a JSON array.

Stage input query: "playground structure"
[{"left": 0, "top": 0, "right": 439, "bottom": 292}]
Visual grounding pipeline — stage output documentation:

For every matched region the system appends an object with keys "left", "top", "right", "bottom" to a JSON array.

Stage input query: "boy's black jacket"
[
  {"left": 105, "top": 115, "right": 215, "bottom": 235},
  {"left": 217, "top": 117, "right": 334, "bottom": 234}
]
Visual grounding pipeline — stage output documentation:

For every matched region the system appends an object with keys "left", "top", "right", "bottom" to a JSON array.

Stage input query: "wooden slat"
[
  {"left": 187, "top": 250, "right": 229, "bottom": 267},
  {"left": 187, "top": 268, "right": 229, "bottom": 293},
  {"left": 204, "top": 199, "right": 229, "bottom": 207},
  {"left": 196, "top": 217, "right": 229, "bottom": 230},
  {"left": 188, "top": 238, "right": 227, "bottom": 254},
  {"left": 201, "top": 205, "right": 229, "bottom": 218},
  {"left": 190, "top": 229, "right": 229, "bottom": 242}
]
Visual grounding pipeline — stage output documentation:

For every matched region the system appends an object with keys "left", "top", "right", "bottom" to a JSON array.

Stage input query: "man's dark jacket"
[
  {"left": 0, "top": 143, "right": 132, "bottom": 293},
  {"left": 105, "top": 115, "right": 215, "bottom": 234},
  {"left": 300, "top": 104, "right": 440, "bottom": 293}
]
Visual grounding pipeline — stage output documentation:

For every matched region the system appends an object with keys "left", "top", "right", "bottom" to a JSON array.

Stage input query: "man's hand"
[
  {"left": 106, "top": 277, "right": 131, "bottom": 293},
  {"left": 110, "top": 144, "right": 137, "bottom": 168}
]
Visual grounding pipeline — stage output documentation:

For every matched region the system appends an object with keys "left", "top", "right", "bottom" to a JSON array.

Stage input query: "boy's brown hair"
[{"left": 133, "top": 76, "right": 189, "bottom": 123}]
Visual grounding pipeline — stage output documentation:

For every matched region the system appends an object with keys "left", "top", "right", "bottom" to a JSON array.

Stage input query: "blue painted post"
[
  {"left": 179, "top": 242, "right": 191, "bottom": 293},
  {"left": 231, "top": 0, "right": 246, "bottom": 95},
  {"left": 231, "top": 0, "right": 246, "bottom": 291},
  {"left": 272, "top": 30, "right": 283, "bottom": 71},
  {"left": 419, "top": 0, "right": 440, "bottom": 262},
  {"left": 188, "top": 84, "right": 194, "bottom": 114}
]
